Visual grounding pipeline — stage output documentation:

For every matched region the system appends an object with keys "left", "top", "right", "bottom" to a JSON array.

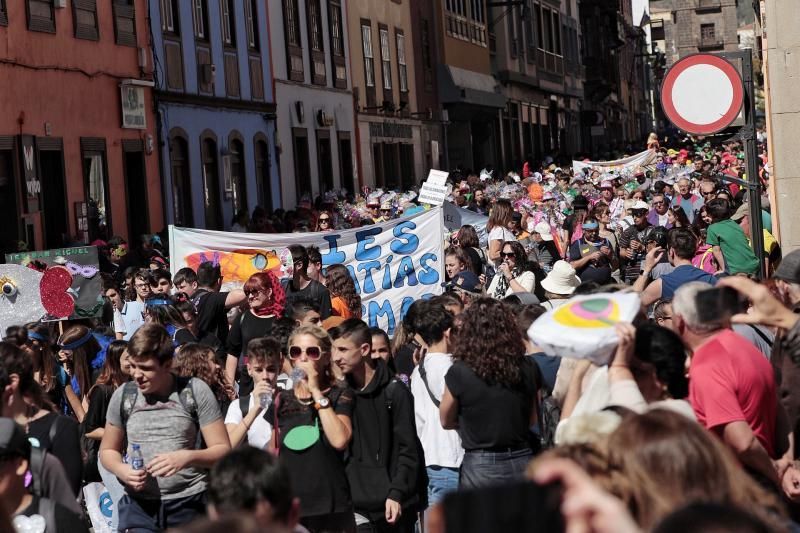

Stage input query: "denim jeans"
[
  {"left": 426, "top": 466, "right": 459, "bottom": 506},
  {"left": 97, "top": 457, "right": 125, "bottom": 532},
  {"left": 459, "top": 449, "right": 533, "bottom": 490}
]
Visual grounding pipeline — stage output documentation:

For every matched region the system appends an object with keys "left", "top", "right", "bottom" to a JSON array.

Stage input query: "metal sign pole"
[{"left": 740, "top": 49, "right": 766, "bottom": 279}]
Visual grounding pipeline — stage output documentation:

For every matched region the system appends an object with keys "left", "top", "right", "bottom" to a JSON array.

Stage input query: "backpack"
[
  {"left": 119, "top": 376, "right": 203, "bottom": 449},
  {"left": 472, "top": 247, "right": 496, "bottom": 280},
  {"left": 538, "top": 390, "right": 561, "bottom": 450},
  {"left": 692, "top": 245, "right": 718, "bottom": 274},
  {"left": 28, "top": 446, "right": 50, "bottom": 498}
]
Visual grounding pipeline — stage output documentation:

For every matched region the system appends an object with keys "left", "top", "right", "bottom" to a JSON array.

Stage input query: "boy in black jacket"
[{"left": 331, "top": 319, "right": 421, "bottom": 532}]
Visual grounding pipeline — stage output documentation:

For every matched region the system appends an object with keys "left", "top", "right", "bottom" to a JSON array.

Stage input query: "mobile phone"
[
  {"left": 695, "top": 286, "right": 747, "bottom": 324},
  {"left": 442, "top": 480, "right": 564, "bottom": 533}
]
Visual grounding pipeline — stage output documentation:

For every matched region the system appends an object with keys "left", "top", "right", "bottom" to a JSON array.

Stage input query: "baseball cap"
[
  {"left": 446, "top": 271, "right": 482, "bottom": 294},
  {"left": 600, "top": 180, "right": 614, "bottom": 189},
  {"left": 774, "top": 250, "right": 800, "bottom": 285},
  {"left": 533, "top": 222, "right": 554, "bottom": 241},
  {"left": 0, "top": 418, "right": 30, "bottom": 460},
  {"left": 631, "top": 200, "right": 649, "bottom": 211}
]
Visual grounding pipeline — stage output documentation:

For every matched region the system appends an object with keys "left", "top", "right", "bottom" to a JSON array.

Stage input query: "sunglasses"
[
  {"left": 632, "top": 210, "right": 648, "bottom": 216},
  {"left": 500, "top": 252, "right": 516, "bottom": 259},
  {"left": 289, "top": 346, "right": 322, "bottom": 360},
  {"left": 319, "top": 218, "right": 331, "bottom": 223}
]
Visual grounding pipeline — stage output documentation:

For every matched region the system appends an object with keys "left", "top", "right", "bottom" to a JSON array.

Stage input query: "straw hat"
[{"left": 541, "top": 261, "right": 581, "bottom": 295}]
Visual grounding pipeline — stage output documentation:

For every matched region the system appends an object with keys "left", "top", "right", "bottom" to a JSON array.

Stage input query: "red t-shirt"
[{"left": 689, "top": 329, "right": 777, "bottom": 457}]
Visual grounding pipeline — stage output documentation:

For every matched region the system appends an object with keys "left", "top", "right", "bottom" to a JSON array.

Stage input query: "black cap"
[
  {"left": 774, "top": 249, "right": 800, "bottom": 285},
  {"left": 0, "top": 418, "right": 30, "bottom": 460}
]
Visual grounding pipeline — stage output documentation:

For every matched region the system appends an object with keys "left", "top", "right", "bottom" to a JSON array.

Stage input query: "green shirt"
[{"left": 707, "top": 219, "right": 759, "bottom": 275}]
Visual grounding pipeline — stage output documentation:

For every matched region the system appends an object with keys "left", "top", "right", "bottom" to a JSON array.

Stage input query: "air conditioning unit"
[{"left": 200, "top": 64, "right": 216, "bottom": 85}]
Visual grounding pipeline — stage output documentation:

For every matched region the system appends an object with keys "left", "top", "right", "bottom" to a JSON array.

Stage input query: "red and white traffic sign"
[{"left": 661, "top": 54, "right": 744, "bottom": 135}]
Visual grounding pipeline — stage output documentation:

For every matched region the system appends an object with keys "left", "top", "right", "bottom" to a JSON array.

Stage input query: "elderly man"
[
  {"left": 646, "top": 193, "right": 671, "bottom": 228},
  {"left": 673, "top": 281, "right": 789, "bottom": 489},
  {"left": 671, "top": 177, "right": 704, "bottom": 224}
]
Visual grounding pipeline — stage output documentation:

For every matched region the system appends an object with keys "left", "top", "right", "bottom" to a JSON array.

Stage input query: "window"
[
  {"left": 307, "top": 0, "right": 325, "bottom": 85},
  {"left": 26, "top": 0, "right": 55, "bottom": 33},
  {"left": 73, "top": 0, "right": 99, "bottom": 41},
  {"left": 362, "top": 24, "right": 375, "bottom": 88},
  {"left": 380, "top": 27, "right": 392, "bottom": 91},
  {"left": 254, "top": 137, "right": 272, "bottom": 210},
  {"left": 229, "top": 138, "right": 248, "bottom": 214},
  {"left": 113, "top": 0, "right": 137, "bottom": 46},
  {"left": 701, "top": 23, "right": 716, "bottom": 40},
  {"left": 244, "top": 0, "right": 259, "bottom": 50},
  {"left": 169, "top": 133, "right": 193, "bottom": 227},
  {"left": 396, "top": 31, "right": 408, "bottom": 93},
  {"left": 80, "top": 138, "right": 110, "bottom": 242},
  {"left": 328, "top": 0, "right": 347, "bottom": 88},
  {"left": 0, "top": 0, "right": 7, "bottom": 27},
  {"left": 283, "top": 0, "right": 304, "bottom": 82},
  {"left": 551, "top": 11, "right": 561, "bottom": 55},
  {"left": 221, "top": 0, "right": 235, "bottom": 46},
  {"left": 193, "top": 0, "right": 208, "bottom": 40},
  {"left": 201, "top": 137, "right": 223, "bottom": 231},
  {"left": 445, "top": 0, "right": 486, "bottom": 46},
  {"left": 160, "top": 0, "right": 178, "bottom": 34}
]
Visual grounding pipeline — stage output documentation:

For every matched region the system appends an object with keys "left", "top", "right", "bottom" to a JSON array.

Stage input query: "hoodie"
[{"left": 345, "top": 359, "right": 421, "bottom": 521}]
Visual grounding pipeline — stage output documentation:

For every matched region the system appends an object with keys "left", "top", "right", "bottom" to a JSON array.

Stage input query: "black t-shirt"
[
  {"left": 266, "top": 385, "right": 354, "bottom": 517},
  {"left": 27, "top": 412, "right": 82, "bottom": 496},
  {"left": 444, "top": 358, "right": 541, "bottom": 451},
  {"left": 195, "top": 290, "right": 231, "bottom": 344},
  {"left": 464, "top": 247, "right": 483, "bottom": 276},
  {"left": 17, "top": 496, "right": 89, "bottom": 533},
  {"left": 226, "top": 312, "right": 276, "bottom": 361},
  {"left": 568, "top": 238, "right": 613, "bottom": 284},
  {"left": 83, "top": 384, "right": 116, "bottom": 482},
  {"left": 283, "top": 279, "right": 332, "bottom": 319}
]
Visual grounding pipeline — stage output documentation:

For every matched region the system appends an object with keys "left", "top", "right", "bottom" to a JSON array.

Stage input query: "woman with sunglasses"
[
  {"left": 267, "top": 326, "right": 355, "bottom": 533},
  {"left": 25, "top": 324, "right": 75, "bottom": 417},
  {"left": 486, "top": 241, "right": 536, "bottom": 299},
  {"left": 226, "top": 271, "right": 286, "bottom": 395},
  {"left": 316, "top": 211, "right": 334, "bottom": 232}
]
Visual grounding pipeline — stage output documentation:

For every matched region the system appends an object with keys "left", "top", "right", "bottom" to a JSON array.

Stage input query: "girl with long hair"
[
  {"left": 226, "top": 271, "right": 285, "bottom": 393},
  {"left": 267, "top": 326, "right": 355, "bottom": 532},
  {"left": 444, "top": 246, "right": 470, "bottom": 281},
  {"left": 591, "top": 202, "right": 619, "bottom": 254},
  {"left": 325, "top": 264, "right": 362, "bottom": 319},
  {"left": 0, "top": 342, "right": 84, "bottom": 496},
  {"left": 486, "top": 199, "right": 515, "bottom": 264},
  {"left": 175, "top": 342, "right": 235, "bottom": 410},
  {"left": 25, "top": 324, "right": 77, "bottom": 416},
  {"left": 315, "top": 210, "right": 334, "bottom": 232},
  {"left": 83, "top": 340, "right": 130, "bottom": 483},
  {"left": 454, "top": 225, "right": 485, "bottom": 275},
  {"left": 56, "top": 325, "right": 102, "bottom": 422},
  {"left": 668, "top": 205, "right": 692, "bottom": 230},
  {"left": 440, "top": 298, "right": 541, "bottom": 488}
]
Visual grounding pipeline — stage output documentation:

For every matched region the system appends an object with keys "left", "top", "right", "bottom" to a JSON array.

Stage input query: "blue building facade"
[{"left": 150, "top": 0, "right": 279, "bottom": 230}]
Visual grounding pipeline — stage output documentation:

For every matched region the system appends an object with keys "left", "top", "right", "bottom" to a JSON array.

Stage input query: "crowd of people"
[{"left": 4, "top": 135, "right": 800, "bottom": 533}]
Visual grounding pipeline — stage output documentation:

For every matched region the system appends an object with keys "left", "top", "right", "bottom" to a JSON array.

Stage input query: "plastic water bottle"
[
  {"left": 290, "top": 367, "right": 306, "bottom": 384},
  {"left": 130, "top": 444, "right": 144, "bottom": 471},
  {"left": 259, "top": 389, "right": 273, "bottom": 409}
]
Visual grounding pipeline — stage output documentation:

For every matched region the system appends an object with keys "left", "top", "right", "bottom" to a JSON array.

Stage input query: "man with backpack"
[
  {"left": 0, "top": 418, "right": 88, "bottom": 533},
  {"left": 406, "top": 301, "right": 464, "bottom": 517},
  {"left": 174, "top": 263, "right": 246, "bottom": 345},
  {"left": 100, "top": 323, "right": 231, "bottom": 531},
  {"left": 283, "top": 245, "right": 332, "bottom": 319},
  {"left": 330, "top": 319, "right": 421, "bottom": 532}
]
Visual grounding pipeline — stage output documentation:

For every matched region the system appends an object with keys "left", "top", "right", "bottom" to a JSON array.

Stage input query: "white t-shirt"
[
  {"left": 224, "top": 395, "right": 273, "bottom": 449},
  {"left": 113, "top": 308, "right": 125, "bottom": 336},
  {"left": 487, "top": 270, "right": 536, "bottom": 297},
  {"left": 488, "top": 226, "right": 515, "bottom": 244},
  {"left": 410, "top": 353, "right": 464, "bottom": 468}
]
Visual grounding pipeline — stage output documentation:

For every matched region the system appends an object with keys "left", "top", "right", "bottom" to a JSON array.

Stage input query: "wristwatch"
[{"left": 314, "top": 397, "right": 331, "bottom": 410}]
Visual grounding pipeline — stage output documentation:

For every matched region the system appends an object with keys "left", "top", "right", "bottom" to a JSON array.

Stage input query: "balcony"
[
  {"left": 696, "top": 0, "right": 721, "bottom": 12},
  {"left": 697, "top": 36, "right": 724, "bottom": 50}
]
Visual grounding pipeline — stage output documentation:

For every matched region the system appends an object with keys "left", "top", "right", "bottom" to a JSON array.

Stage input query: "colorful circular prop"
[{"left": 553, "top": 298, "right": 620, "bottom": 328}]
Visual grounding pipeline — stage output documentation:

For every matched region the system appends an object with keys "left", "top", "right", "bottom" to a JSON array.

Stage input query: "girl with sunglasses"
[
  {"left": 315, "top": 211, "right": 334, "bottom": 232},
  {"left": 267, "top": 325, "right": 356, "bottom": 533},
  {"left": 56, "top": 325, "right": 103, "bottom": 422}
]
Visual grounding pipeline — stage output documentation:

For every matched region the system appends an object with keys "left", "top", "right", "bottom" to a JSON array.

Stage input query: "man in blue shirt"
[{"left": 634, "top": 228, "right": 717, "bottom": 307}]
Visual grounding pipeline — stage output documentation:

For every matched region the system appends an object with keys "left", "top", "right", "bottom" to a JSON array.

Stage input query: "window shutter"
[
  {"left": 27, "top": 0, "right": 56, "bottom": 33},
  {"left": 113, "top": 1, "right": 138, "bottom": 47},
  {"left": 73, "top": 0, "right": 99, "bottom": 40}
]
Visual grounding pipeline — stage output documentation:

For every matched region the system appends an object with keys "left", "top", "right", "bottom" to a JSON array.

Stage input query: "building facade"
[
  {"left": 490, "top": 0, "right": 585, "bottom": 168},
  {"left": 649, "top": 0, "right": 739, "bottom": 66},
  {"left": 346, "top": 0, "right": 428, "bottom": 189},
  {"left": 580, "top": 0, "right": 651, "bottom": 154},
  {"left": 435, "top": 0, "right": 506, "bottom": 172},
  {"left": 270, "top": 0, "right": 356, "bottom": 206},
  {"left": 151, "top": 0, "right": 279, "bottom": 230},
  {"left": 0, "top": 0, "right": 162, "bottom": 253}
]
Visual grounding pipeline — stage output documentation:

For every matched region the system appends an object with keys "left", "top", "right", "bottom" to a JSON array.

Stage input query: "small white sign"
[
  {"left": 121, "top": 86, "right": 146, "bottom": 129},
  {"left": 418, "top": 169, "right": 449, "bottom": 206}
]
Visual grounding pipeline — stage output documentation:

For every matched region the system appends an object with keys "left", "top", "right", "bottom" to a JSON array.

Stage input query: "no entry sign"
[{"left": 661, "top": 54, "right": 744, "bottom": 135}]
